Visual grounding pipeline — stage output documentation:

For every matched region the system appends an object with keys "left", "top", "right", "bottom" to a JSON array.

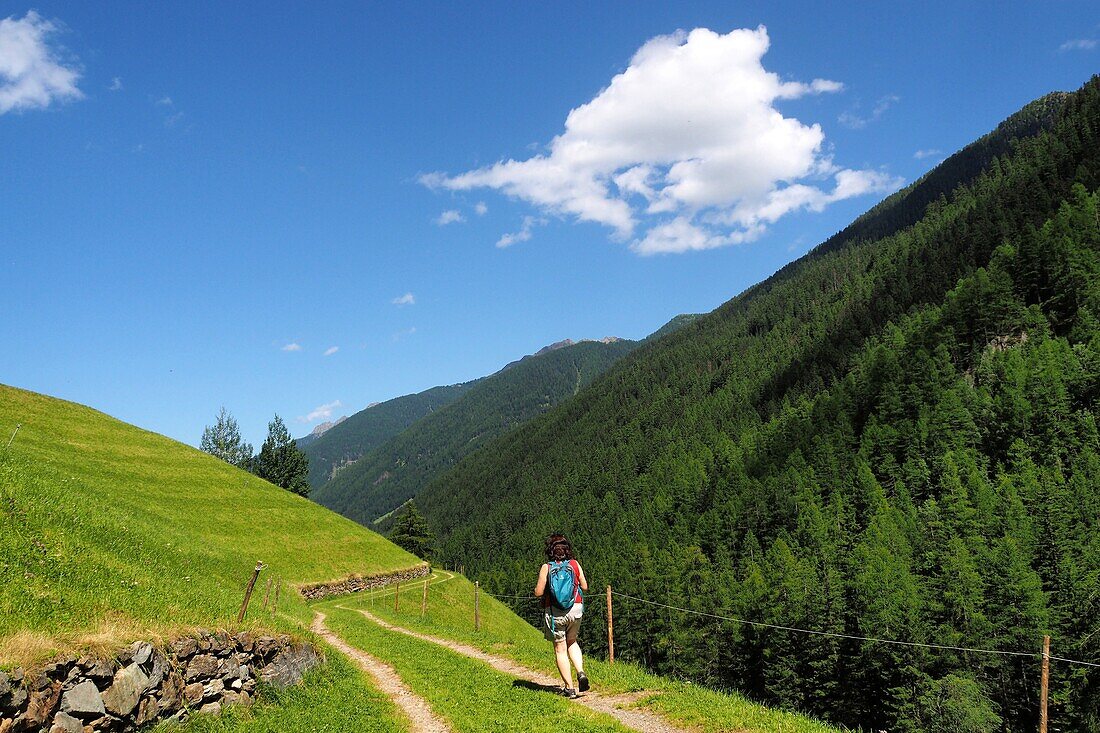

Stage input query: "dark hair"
[{"left": 545, "top": 533, "right": 574, "bottom": 562}]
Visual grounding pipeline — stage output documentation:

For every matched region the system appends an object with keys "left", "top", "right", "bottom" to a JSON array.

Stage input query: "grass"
[
  {"left": 0, "top": 384, "right": 421, "bottom": 667},
  {"left": 149, "top": 652, "right": 409, "bottom": 733},
  {"left": 323, "top": 604, "right": 629, "bottom": 733},
  {"left": 325, "top": 571, "right": 847, "bottom": 733}
]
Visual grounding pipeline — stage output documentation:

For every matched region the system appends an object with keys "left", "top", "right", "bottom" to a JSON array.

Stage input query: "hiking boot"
[
  {"left": 562, "top": 687, "right": 578, "bottom": 699},
  {"left": 577, "top": 672, "right": 590, "bottom": 692}
]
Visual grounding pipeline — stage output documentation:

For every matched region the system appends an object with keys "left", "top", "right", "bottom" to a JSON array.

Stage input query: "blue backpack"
[{"left": 546, "top": 560, "right": 578, "bottom": 612}]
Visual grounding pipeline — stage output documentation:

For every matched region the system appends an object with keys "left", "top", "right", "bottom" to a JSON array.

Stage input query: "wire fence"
[{"left": 476, "top": 585, "right": 1100, "bottom": 670}]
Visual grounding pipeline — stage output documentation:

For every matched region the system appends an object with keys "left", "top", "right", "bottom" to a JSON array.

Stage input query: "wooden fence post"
[
  {"left": 273, "top": 579, "right": 280, "bottom": 613},
  {"left": 1040, "top": 635, "right": 1051, "bottom": 733},
  {"left": 421, "top": 574, "right": 430, "bottom": 618},
  {"left": 394, "top": 583, "right": 400, "bottom": 613},
  {"left": 237, "top": 561, "right": 264, "bottom": 623},
  {"left": 607, "top": 585, "right": 615, "bottom": 664},
  {"left": 475, "top": 581, "right": 481, "bottom": 632},
  {"left": 261, "top": 577, "right": 273, "bottom": 611}
]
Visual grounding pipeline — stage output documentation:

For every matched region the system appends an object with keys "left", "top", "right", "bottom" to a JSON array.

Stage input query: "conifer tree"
[
  {"left": 387, "top": 502, "right": 435, "bottom": 559},
  {"left": 200, "top": 407, "right": 253, "bottom": 470},
  {"left": 253, "top": 414, "right": 310, "bottom": 496}
]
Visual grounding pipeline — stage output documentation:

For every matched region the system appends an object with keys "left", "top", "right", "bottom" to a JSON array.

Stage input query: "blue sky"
[{"left": 1, "top": 2, "right": 1097, "bottom": 447}]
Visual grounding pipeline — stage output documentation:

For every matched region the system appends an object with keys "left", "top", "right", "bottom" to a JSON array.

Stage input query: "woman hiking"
[{"left": 534, "top": 533, "right": 589, "bottom": 698}]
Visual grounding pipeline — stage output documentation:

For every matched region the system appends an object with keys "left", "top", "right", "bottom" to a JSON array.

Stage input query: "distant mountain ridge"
[
  {"left": 311, "top": 337, "right": 638, "bottom": 524},
  {"left": 294, "top": 415, "right": 347, "bottom": 449},
  {"left": 300, "top": 382, "right": 477, "bottom": 488}
]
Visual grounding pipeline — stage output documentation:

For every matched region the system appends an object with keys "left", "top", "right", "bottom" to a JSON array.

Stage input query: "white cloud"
[
  {"left": 281, "top": 342, "right": 301, "bottom": 352},
  {"left": 323, "top": 346, "right": 339, "bottom": 356},
  {"left": 299, "top": 400, "right": 343, "bottom": 423},
  {"left": 914, "top": 148, "right": 941, "bottom": 160},
  {"left": 838, "top": 94, "right": 899, "bottom": 129},
  {"left": 0, "top": 11, "right": 82, "bottom": 115},
  {"left": 108, "top": 76, "right": 122, "bottom": 91},
  {"left": 392, "top": 292, "right": 416, "bottom": 306},
  {"left": 496, "top": 216, "right": 544, "bottom": 248},
  {"left": 474, "top": 201, "right": 488, "bottom": 215},
  {"left": 436, "top": 209, "right": 465, "bottom": 225},
  {"left": 156, "top": 96, "right": 173, "bottom": 106},
  {"left": 1059, "top": 39, "right": 1097, "bottom": 52},
  {"left": 392, "top": 326, "right": 417, "bottom": 342},
  {"left": 422, "top": 26, "right": 899, "bottom": 255}
]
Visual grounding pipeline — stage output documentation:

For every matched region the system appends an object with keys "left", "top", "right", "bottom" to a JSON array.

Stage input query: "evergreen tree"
[
  {"left": 199, "top": 407, "right": 253, "bottom": 470},
  {"left": 387, "top": 502, "right": 435, "bottom": 559},
  {"left": 253, "top": 414, "right": 310, "bottom": 496}
]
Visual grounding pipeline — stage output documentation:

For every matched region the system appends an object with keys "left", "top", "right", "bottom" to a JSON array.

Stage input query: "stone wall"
[
  {"left": 0, "top": 631, "right": 321, "bottom": 733},
  {"left": 299, "top": 563, "right": 430, "bottom": 601}
]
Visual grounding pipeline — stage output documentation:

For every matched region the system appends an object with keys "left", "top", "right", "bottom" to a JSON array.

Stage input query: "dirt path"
[
  {"left": 311, "top": 611, "right": 452, "bottom": 733},
  {"left": 343, "top": 607, "right": 693, "bottom": 733}
]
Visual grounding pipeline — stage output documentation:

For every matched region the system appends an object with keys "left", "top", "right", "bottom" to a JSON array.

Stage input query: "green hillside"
[
  {"left": 312, "top": 338, "right": 637, "bottom": 524},
  {"left": 0, "top": 384, "right": 421, "bottom": 667},
  {"left": 414, "top": 78, "right": 1100, "bottom": 732},
  {"left": 302, "top": 381, "right": 476, "bottom": 489}
]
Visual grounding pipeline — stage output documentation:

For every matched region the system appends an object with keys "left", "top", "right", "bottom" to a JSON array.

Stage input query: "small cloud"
[
  {"left": 108, "top": 76, "right": 123, "bottom": 91},
  {"left": 392, "top": 292, "right": 416, "bottom": 306},
  {"left": 839, "top": 94, "right": 899, "bottom": 130},
  {"left": 475, "top": 201, "right": 488, "bottom": 216},
  {"left": 0, "top": 11, "right": 84, "bottom": 115},
  {"left": 913, "top": 148, "right": 941, "bottom": 160},
  {"left": 281, "top": 342, "right": 302, "bottom": 352},
  {"left": 131, "top": 143, "right": 146, "bottom": 154},
  {"left": 164, "top": 110, "right": 184, "bottom": 127},
  {"left": 436, "top": 209, "right": 465, "bottom": 226},
  {"left": 1059, "top": 39, "right": 1097, "bottom": 52},
  {"left": 496, "top": 216, "right": 544, "bottom": 248},
  {"left": 155, "top": 95, "right": 173, "bottom": 106},
  {"left": 298, "top": 399, "right": 343, "bottom": 423},
  {"left": 392, "top": 326, "right": 417, "bottom": 342},
  {"left": 323, "top": 346, "right": 339, "bottom": 356}
]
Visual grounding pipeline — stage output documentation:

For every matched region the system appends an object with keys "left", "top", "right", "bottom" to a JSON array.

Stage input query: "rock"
[
  {"left": 254, "top": 636, "right": 278, "bottom": 658},
  {"left": 86, "top": 714, "right": 121, "bottom": 731},
  {"left": 198, "top": 701, "right": 221, "bottom": 716},
  {"left": 230, "top": 679, "right": 242, "bottom": 691},
  {"left": 102, "top": 664, "right": 150, "bottom": 717},
  {"left": 81, "top": 659, "right": 116, "bottom": 683},
  {"left": 184, "top": 655, "right": 219, "bottom": 682},
  {"left": 238, "top": 690, "right": 251, "bottom": 707},
  {"left": 235, "top": 632, "right": 254, "bottom": 653},
  {"left": 2, "top": 685, "right": 27, "bottom": 711},
  {"left": 183, "top": 683, "right": 203, "bottom": 706},
  {"left": 49, "top": 711, "right": 83, "bottom": 733},
  {"left": 238, "top": 664, "right": 251, "bottom": 681},
  {"left": 25, "top": 681, "right": 63, "bottom": 728},
  {"left": 142, "top": 649, "right": 168, "bottom": 689},
  {"left": 220, "top": 690, "right": 241, "bottom": 706},
  {"left": 134, "top": 696, "right": 159, "bottom": 726},
  {"left": 201, "top": 679, "right": 224, "bottom": 702},
  {"left": 260, "top": 644, "right": 322, "bottom": 689},
  {"left": 158, "top": 673, "right": 184, "bottom": 713},
  {"left": 0, "top": 671, "right": 9, "bottom": 697},
  {"left": 0, "top": 718, "right": 12, "bottom": 733},
  {"left": 60, "top": 680, "right": 104, "bottom": 719},
  {"left": 43, "top": 656, "right": 76, "bottom": 680},
  {"left": 130, "top": 642, "right": 153, "bottom": 667},
  {"left": 170, "top": 638, "right": 198, "bottom": 660}
]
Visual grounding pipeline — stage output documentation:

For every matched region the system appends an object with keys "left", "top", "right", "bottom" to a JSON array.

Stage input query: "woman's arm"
[
  {"left": 534, "top": 563, "right": 548, "bottom": 597},
  {"left": 576, "top": 562, "right": 589, "bottom": 592}
]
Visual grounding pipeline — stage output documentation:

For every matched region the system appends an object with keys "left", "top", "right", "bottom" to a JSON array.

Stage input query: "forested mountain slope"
[
  {"left": 415, "top": 78, "right": 1100, "bottom": 732},
  {"left": 312, "top": 338, "right": 638, "bottom": 524},
  {"left": 301, "top": 381, "right": 476, "bottom": 489}
]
